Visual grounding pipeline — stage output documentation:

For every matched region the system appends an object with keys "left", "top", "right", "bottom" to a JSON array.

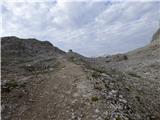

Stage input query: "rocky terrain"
[{"left": 1, "top": 28, "right": 160, "bottom": 120}]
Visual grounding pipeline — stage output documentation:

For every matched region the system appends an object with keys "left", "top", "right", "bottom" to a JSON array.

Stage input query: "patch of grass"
[
  {"left": 91, "top": 67, "right": 106, "bottom": 74},
  {"left": 86, "top": 75, "right": 92, "bottom": 80},
  {"left": 2, "top": 80, "right": 18, "bottom": 92},
  {"left": 69, "top": 56, "right": 76, "bottom": 62},
  {"left": 103, "top": 68, "right": 118, "bottom": 77},
  {"left": 55, "top": 62, "right": 65, "bottom": 70},
  {"left": 91, "top": 96, "right": 99, "bottom": 102},
  {"left": 25, "top": 61, "right": 64, "bottom": 76},
  {"left": 5, "top": 80, "right": 18, "bottom": 88},
  {"left": 105, "top": 69, "right": 126, "bottom": 80},
  {"left": 92, "top": 71, "right": 101, "bottom": 78},
  {"left": 68, "top": 56, "right": 83, "bottom": 65},
  {"left": 116, "top": 115, "right": 122, "bottom": 120},
  {"left": 94, "top": 85, "right": 102, "bottom": 91}
]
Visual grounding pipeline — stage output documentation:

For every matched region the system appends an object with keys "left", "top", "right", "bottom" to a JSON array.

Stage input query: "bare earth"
[{"left": 9, "top": 57, "right": 98, "bottom": 120}]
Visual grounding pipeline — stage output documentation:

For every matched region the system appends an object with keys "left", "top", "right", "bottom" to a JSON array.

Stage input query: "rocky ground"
[{"left": 1, "top": 28, "right": 160, "bottom": 120}]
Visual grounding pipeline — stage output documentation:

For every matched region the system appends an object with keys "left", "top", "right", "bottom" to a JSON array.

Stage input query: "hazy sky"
[{"left": 1, "top": 0, "right": 160, "bottom": 56}]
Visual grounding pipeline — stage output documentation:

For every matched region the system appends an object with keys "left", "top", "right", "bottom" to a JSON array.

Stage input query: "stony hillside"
[
  {"left": 1, "top": 36, "right": 65, "bottom": 78},
  {"left": 81, "top": 28, "right": 160, "bottom": 119},
  {"left": 1, "top": 28, "right": 160, "bottom": 120}
]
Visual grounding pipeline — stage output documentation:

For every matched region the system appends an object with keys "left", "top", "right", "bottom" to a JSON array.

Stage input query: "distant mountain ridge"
[
  {"left": 1, "top": 36, "right": 66, "bottom": 58},
  {"left": 151, "top": 28, "right": 160, "bottom": 44}
]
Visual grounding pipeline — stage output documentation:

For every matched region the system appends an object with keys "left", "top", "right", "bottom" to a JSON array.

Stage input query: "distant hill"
[
  {"left": 1, "top": 36, "right": 65, "bottom": 58},
  {"left": 151, "top": 28, "right": 160, "bottom": 44}
]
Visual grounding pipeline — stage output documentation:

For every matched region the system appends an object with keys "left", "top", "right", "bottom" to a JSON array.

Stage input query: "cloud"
[
  {"left": 1, "top": 1, "right": 160, "bottom": 56},
  {"left": 50, "top": 1, "right": 108, "bottom": 29}
]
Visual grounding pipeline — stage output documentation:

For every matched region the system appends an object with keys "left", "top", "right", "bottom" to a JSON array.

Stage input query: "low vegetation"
[
  {"left": 91, "top": 96, "right": 99, "bottom": 102},
  {"left": 2, "top": 80, "right": 18, "bottom": 92}
]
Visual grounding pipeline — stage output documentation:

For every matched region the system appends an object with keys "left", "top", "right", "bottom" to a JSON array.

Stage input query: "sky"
[{"left": 1, "top": 0, "right": 160, "bottom": 57}]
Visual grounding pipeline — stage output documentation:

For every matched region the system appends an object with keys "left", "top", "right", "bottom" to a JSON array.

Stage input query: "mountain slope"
[
  {"left": 69, "top": 28, "right": 160, "bottom": 119},
  {"left": 81, "top": 28, "right": 160, "bottom": 119},
  {"left": 1, "top": 28, "right": 160, "bottom": 120},
  {"left": 1, "top": 36, "right": 65, "bottom": 79},
  {"left": 2, "top": 36, "right": 65, "bottom": 61}
]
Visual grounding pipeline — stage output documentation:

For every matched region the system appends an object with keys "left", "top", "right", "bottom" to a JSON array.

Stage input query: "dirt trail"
[{"left": 17, "top": 57, "right": 92, "bottom": 120}]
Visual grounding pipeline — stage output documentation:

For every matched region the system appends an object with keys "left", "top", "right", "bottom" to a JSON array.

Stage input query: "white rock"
[
  {"left": 119, "top": 95, "right": 123, "bottom": 98},
  {"left": 95, "top": 109, "right": 100, "bottom": 113},
  {"left": 49, "top": 68, "right": 53, "bottom": 71},
  {"left": 111, "top": 90, "right": 117, "bottom": 94},
  {"left": 119, "top": 98, "right": 127, "bottom": 103},
  {"left": 103, "top": 111, "right": 108, "bottom": 116}
]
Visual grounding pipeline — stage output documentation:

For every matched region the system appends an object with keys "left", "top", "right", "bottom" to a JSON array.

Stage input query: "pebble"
[
  {"left": 111, "top": 90, "right": 117, "bottom": 94},
  {"left": 103, "top": 111, "right": 108, "bottom": 116},
  {"left": 66, "top": 91, "right": 71, "bottom": 94},
  {"left": 119, "top": 95, "right": 123, "bottom": 98},
  {"left": 71, "top": 99, "right": 78, "bottom": 104},
  {"left": 119, "top": 98, "right": 127, "bottom": 103},
  {"left": 95, "top": 109, "right": 100, "bottom": 113},
  {"left": 73, "top": 93, "right": 79, "bottom": 97}
]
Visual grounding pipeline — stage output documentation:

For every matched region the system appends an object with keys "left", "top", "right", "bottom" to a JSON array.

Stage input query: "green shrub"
[
  {"left": 116, "top": 116, "right": 122, "bottom": 120},
  {"left": 91, "top": 96, "right": 99, "bottom": 102},
  {"left": 92, "top": 71, "right": 101, "bottom": 78},
  {"left": 91, "top": 67, "right": 106, "bottom": 73},
  {"left": 5, "top": 80, "right": 18, "bottom": 88}
]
